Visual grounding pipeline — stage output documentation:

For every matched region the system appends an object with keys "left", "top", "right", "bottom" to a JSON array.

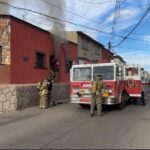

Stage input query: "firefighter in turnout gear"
[
  {"left": 91, "top": 75, "right": 104, "bottom": 117},
  {"left": 47, "top": 76, "right": 56, "bottom": 106},
  {"left": 141, "top": 83, "right": 145, "bottom": 106},
  {"left": 47, "top": 67, "right": 56, "bottom": 106},
  {"left": 37, "top": 79, "right": 50, "bottom": 109}
]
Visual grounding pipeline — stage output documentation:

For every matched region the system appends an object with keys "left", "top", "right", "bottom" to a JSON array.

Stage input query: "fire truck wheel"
[
  {"left": 119, "top": 92, "right": 125, "bottom": 110},
  {"left": 132, "top": 98, "right": 138, "bottom": 105},
  {"left": 79, "top": 104, "right": 90, "bottom": 109}
]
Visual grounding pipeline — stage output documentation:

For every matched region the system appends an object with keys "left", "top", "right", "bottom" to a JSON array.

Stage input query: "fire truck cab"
[{"left": 70, "top": 62, "right": 129, "bottom": 109}]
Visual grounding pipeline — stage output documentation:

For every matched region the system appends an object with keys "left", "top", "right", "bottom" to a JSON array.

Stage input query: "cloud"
[
  {"left": 143, "top": 36, "right": 150, "bottom": 42},
  {"left": 118, "top": 50, "right": 150, "bottom": 72},
  {"left": 104, "top": 7, "right": 141, "bottom": 30}
]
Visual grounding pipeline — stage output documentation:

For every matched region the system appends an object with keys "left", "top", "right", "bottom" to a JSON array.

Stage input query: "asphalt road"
[{"left": 0, "top": 95, "right": 150, "bottom": 149}]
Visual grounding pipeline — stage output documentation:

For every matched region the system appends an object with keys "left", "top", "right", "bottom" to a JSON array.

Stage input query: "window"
[
  {"left": 116, "top": 66, "right": 123, "bottom": 76},
  {"left": 125, "top": 67, "right": 139, "bottom": 76},
  {"left": 49, "top": 55, "right": 54, "bottom": 68},
  {"left": 0, "top": 46, "right": 2, "bottom": 64},
  {"left": 82, "top": 38, "right": 88, "bottom": 50},
  {"left": 93, "top": 66, "right": 114, "bottom": 80},
  {"left": 66, "top": 60, "right": 73, "bottom": 73},
  {"left": 94, "top": 52, "right": 100, "bottom": 56},
  {"left": 73, "top": 67, "right": 91, "bottom": 81},
  {"left": 35, "top": 52, "right": 45, "bottom": 68},
  {"left": 95, "top": 44, "right": 99, "bottom": 51}
]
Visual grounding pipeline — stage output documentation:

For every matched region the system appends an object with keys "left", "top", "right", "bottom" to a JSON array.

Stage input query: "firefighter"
[
  {"left": 47, "top": 76, "right": 56, "bottom": 106},
  {"left": 141, "top": 83, "right": 145, "bottom": 106},
  {"left": 49, "top": 67, "right": 55, "bottom": 80},
  {"left": 91, "top": 75, "right": 104, "bottom": 117},
  {"left": 37, "top": 79, "right": 50, "bottom": 109}
]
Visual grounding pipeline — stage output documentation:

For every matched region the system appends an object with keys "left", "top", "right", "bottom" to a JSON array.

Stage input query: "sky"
[{"left": 0, "top": 0, "right": 150, "bottom": 72}]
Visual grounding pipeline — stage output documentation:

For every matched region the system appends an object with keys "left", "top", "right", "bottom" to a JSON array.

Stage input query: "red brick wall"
[
  {"left": 0, "top": 65, "right": 10, "bottom": 84},
  {"left": 101, "top": 49, "right": 114, "bottom": 63},
  {"left": 10, "top": 18, "right": 53, "bottom": 84}
]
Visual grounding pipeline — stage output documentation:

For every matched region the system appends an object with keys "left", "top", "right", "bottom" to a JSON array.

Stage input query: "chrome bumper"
[
  {"left": 102, "top": 96, "right": 119, "bottom": 105},
  {"left": 70, "top": 95, "right": 119, "bottom": 105}
]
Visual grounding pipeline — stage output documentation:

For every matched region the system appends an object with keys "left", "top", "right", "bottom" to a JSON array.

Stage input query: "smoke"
[
  {"left": 0, "top": 0, "right": 68, "bottom": 60},
  {"left": 49, "top": 0, "right": 67, "bottom": 60}
]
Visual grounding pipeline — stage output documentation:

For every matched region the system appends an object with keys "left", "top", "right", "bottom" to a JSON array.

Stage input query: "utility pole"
[{"left": 108, "top": 41, "right": 111, "bottom": 51}]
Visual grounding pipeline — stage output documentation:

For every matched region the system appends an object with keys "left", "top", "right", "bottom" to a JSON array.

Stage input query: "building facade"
[
  {"left": 0, "top": 15, "right": 53, "bottom": 84},
  {"left": 101, "top": 48, "right": 114, "bottom": 63},
  {"left": 113, "top": 55, "right": 126, "bottom": 65},
  {"left": 67, "top": 31, "right": 104, "bottom": 63},
  {"left": 0, "top": 15, "right": 78, "bottom": 84}
]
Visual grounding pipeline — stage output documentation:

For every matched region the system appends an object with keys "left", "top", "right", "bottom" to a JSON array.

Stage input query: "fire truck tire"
[
  {"left": 79, "top": 104, "right": 90, "bottom": 108},
  {"left": 141, "top": 91, "right": 145, "bottom": 106},
  {"left": 132, "top": 98, "right": 138, "bottom": 105},
  {"left": 118, "top": 92, "right": 126, "bottom": 110}
]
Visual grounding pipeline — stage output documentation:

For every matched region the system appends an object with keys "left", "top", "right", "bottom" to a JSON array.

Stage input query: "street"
[{"left": 0, "top": 96, "right": 150, "bottom": 149}]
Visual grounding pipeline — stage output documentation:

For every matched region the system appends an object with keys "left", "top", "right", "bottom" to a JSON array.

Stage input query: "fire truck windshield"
[
  {"left": 93, "top": 66, "right": 114, "bottom": 80},
  {"left": 73, "top": 67, "right": 91, "bottom": 81}
]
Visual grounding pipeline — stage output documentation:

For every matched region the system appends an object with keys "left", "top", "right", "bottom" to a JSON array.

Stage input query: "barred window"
[{"left": 35, "top": 52, "right": 45, "bottom": 69}]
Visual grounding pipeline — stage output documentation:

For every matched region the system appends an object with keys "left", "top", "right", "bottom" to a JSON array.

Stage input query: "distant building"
[
  {"left": 66, "top": 31, "right": 105, "bottom": 63},
  {"left": 112, "top": 55, "right": 126, "bottom": 65},
  {"left": 101, "top": 48, "right": 114, "bottom": 63}
]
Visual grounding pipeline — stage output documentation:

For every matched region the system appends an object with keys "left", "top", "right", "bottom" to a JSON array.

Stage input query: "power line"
[
  {"left": 112, "top": 5, "right": 150, "bottom": 47},
  {"left": 44, "top": 0, "right": 150, "bottom": 43},
  {"left": 43, "top": 0, "right": 150, "bottom": 43},
  {"left": 0, "top": 1, "right": 125, "bottom": 38},
  {"left": 110, "top": 0, "right": 120, "bottom": 40},
  {"left": 43, "top": 0, "right": 112, "bottom": 30},
  {"left": 77, "top": 0, "right": 115, "bottom": 5},
  {"left": 0, "top": 1, "right": 150, "bottom": 47},
  {"left": 122, "top": 1, "right": 150, "bottom": 7},
  {"left": 116, "top": 46, "right": 150, "bottom": 51},
  {"left": 109, "top": 0, "right": 122, "bottom": 56},
  {"left": 24, "top": 0, "right": 37, "bottom": 17}
]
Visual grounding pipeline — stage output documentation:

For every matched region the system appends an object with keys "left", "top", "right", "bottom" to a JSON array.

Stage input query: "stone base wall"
[{"left": 0, "top": 83, "right": 70, "bottom": 113}]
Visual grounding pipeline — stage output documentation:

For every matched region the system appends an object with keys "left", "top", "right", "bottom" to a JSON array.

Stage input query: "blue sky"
[{"left": 0, "top": 0, "right": 150, "bottom": 71}]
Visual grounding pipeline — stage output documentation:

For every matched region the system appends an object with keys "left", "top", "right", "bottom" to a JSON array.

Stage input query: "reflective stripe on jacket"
[
  {"left": 92, "top": 80, "right": 103, "bottom": 96},
  {"left": 38, "top": 80, "right": 49, "bottom": 96}
]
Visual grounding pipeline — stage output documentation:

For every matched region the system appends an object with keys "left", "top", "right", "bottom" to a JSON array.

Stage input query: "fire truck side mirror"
[
  {"left": 117, "top": 67, "right": 122, "bottom": 76},
  {"left": 117, "top": 72, "right": 122, "bottom": 76}
]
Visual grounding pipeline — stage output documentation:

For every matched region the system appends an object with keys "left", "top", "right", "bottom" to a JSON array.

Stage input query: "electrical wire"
[
  {"left": 77, "top": 0, "right": 115, "bottom": 5},
  {"left": 43, "top": 0, "right": 150, "bottom": 42},
  {"left": 0, "top": 1, "right": 150, "bottom": 47},
  {"left": 112, "top": 5, "right": 150, "bottom": 47},
  {"left": 0, "top": 1, "right": 125, "bottom": 38},
  {"left": 43, "top": 0, "right": 112, "bottom": 30},
  {"left": 110, "top": 0, "right": 120, "bottom": 41}
]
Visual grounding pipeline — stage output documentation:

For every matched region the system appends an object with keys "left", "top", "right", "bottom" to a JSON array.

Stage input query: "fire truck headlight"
[
  {"left": 73, "top": 89, "right": 79, "bottom": 93},
  {"left": 103, "top": 89, "right": 113, "bottom": 94},
  {"left": 108, "top": 89, "right": 113, "bottom": 93},
  {"left": 82, "top": 84, "right": 91, "bottom": 88}
]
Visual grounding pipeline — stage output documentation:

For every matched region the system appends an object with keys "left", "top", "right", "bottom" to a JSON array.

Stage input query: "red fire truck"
[
  {"left": 70, "top": 62, "right": 129, "bottom": 109},
  {"left": 70, "top": 62, "right": 149, "bottom": 108}
]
